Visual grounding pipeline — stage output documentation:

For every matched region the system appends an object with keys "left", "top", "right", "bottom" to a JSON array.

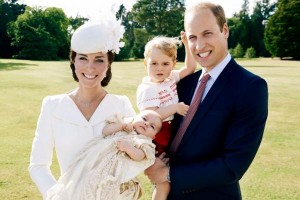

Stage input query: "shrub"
[{"left": 245, "top": 47, "right": 256, "bottom": 58}]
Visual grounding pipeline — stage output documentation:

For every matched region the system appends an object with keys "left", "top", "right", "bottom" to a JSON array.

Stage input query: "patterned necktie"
[{"left": 169, "top": 72, "right": 211, "bottom": 155}]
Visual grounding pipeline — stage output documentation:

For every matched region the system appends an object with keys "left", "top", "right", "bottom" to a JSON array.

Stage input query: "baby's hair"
[
  {"left": 138, "top": 110, "right": 163, "bottom": 133},
  {"left": 144, "top": 36, "right": 182, "bottom": 63}
]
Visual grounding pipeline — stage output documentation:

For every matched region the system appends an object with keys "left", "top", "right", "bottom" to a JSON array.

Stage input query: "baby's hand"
[
  {"left": 176, "top": 102, "right": 189, "bottom": 116},
  {"left": 116, "top": 139, "right": 132, "bottom": 152},
  {"left": 180, "top": 31, "right": 188, "bottom": 46},
  {"left": 122, "top": 123, "right": 134, "bottom": 133}
]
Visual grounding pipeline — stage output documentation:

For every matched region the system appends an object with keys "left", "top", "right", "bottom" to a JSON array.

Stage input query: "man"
[{"left": 145, "top": 2, "right": 268, "bottom": 199}]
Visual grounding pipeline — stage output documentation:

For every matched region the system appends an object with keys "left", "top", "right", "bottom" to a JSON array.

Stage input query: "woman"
[{"left": 28, "top": 18, "right": 136, "bottom": 199}]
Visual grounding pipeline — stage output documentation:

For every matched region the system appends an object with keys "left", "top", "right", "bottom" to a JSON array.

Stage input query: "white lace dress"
[{"left": 46, "top": 116, "right": 156, "bottom": 200}]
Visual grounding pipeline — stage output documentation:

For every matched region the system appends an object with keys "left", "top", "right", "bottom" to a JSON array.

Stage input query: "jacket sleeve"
[{"left": 28, "top": 96, "right": 57, "bottom": 199}]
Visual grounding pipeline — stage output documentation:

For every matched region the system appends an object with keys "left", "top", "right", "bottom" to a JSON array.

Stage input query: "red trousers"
[{"left": 153, "top": 121, "right": 172, "bottom": 156}]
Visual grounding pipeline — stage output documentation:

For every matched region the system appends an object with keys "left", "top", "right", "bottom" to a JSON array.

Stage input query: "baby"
[{"left": 46, "top": 110, "right": 162, "bottom": 200}]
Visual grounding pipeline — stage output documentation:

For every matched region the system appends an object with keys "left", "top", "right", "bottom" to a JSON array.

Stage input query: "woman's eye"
[
  {"left": 79, "top": 57, "right": 87, "bottom": 60},
  {"left": 95, "top": 59, "right": 104, "bottom": 63}
]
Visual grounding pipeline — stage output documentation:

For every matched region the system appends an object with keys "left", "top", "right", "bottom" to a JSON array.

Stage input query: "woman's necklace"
[{"left": 75, "top": 90, "right": 107, "bottom": 108}]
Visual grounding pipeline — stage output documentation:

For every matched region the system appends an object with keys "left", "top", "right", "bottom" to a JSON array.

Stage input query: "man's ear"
[{"left": 223, "top": 23, "right": 229, "bottom": 39}]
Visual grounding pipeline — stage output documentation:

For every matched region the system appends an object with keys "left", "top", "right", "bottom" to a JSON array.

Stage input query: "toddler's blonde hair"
[{"left": 144, "top": 36, "right": 181, "bottom": 63}]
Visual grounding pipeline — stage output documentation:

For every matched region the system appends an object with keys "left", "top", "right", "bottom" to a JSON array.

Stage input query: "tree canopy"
[
  {"left": 8, "top": 6, "right": 69, "bottom": 60},
  {"left": 265, "top": 0, "right": 300, "bottom": 59},
  {"left": 0, "top": 0, "right": 25, "bottom": 58},
  {"left": 118, "top": 0, "right": 185, "bottom": 59},
  {"left": 1, "top": 0, "right": 300, "bottom": 60}
]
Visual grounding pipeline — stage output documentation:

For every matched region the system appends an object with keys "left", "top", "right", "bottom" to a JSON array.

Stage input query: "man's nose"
[{"left": 196, "top": 39, "right": 204, "bottom": 50}]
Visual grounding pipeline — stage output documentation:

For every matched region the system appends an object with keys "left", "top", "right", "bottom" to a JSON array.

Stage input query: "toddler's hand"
[
  {"left": 176, "top": 102, "right": 189, "bottom": 116},
  {"left": 180, "top": 31, "right": 188, "bottom": 46},
  {"left": 122, "top": 123, "right": 134, "bottom": 133}
]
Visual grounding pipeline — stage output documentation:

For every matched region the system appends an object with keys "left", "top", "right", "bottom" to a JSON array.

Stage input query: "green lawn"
[{"left": 0, "top": 58, "right": 299, "bottom": 199}]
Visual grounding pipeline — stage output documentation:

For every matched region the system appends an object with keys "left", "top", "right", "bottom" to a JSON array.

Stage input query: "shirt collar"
[{"left": 200, "top": 53, "right": 231, "bottom": 81}]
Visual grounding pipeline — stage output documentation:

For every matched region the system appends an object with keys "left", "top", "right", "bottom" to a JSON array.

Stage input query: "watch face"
[{"left": 167, "top": 173, "right": 171, "bottom": 182}]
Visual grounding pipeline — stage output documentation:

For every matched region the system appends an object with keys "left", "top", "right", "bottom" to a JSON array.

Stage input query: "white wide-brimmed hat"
[{"left": 71, "top": 18, "right": 125, "bottom": 54}]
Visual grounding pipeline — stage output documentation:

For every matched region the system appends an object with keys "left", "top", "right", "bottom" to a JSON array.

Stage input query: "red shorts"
[{"left": 153, "top": 121, "right": 172, "bottom": 156}]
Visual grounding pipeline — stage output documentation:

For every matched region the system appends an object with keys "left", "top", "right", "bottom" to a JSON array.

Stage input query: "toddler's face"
[{"left": 146, "top": 47, "right": 175, "bottom": 83}]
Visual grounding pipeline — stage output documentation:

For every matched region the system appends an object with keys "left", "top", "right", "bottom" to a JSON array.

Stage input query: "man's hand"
[{"left": 145, "top": 153, "right": 170, "bottom": 184}]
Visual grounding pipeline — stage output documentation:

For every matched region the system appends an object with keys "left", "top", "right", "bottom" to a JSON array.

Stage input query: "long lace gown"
[{"left": 46, "top": 115, "right": 156, "bottom": 200}]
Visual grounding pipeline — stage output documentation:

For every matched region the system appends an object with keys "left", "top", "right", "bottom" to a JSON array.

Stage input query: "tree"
[
  {"left": 131, "top": 0, "right": 184, "bottom": 36},
  {"left": 69, "top": 15, "right": 88, "bottom": 33},
  {"left": 227, "top": 17, "right": 240, "bottom": 50},
  {"left": 237, "top": 0, "right": 252, "bottom": 50},
  {"left": 265, "top": 0, "right": 300, "bottom": 59},
  {"left": 0, "top": 0, "right": 25, "bottom": 58},
  {"left": 228, "top": 0, "right": 276, "bottom": 57},
  {"left": 132, "top": 28, "right": 150, "bottom": 58},
  {"left": 245, "top": 47, "right": 256, "bottom": 58},
  {"left": 250, "top": 0, "right": 276, "bottom": 57},
  {"left": 232, "top": 43, "right": 244, "bottom": 58},
  {"left": 227, "top": 0, "right": 251, "bottom": 51},
  {"left": 115, "top": 4, "right": 137, "bottom": 60},
  {"left": 8, "top": 6, "right": 69, "bottom": 60},
  {"left": 130, "top": 0, "right": 185, "bottom": 58}
]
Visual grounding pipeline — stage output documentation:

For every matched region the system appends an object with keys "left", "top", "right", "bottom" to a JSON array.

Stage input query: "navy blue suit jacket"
[{"left": 168, "top": 58, "right": 268, "bottom": 199}]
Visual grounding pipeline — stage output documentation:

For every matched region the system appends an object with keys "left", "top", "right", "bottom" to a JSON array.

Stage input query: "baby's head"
[
  {"left": 132, "top": 110, "right": 162, "bottom": 139},
  {"left": 143, "top": 36, "right": 181, "bottom": 83},
  {"left": 144, "top": 36, "right": 181, "bottom": 63}
]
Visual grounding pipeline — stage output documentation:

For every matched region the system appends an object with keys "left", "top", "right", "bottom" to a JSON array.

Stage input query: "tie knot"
[{"left": 201, "top": 73, "right": 210, "bottom": 83}]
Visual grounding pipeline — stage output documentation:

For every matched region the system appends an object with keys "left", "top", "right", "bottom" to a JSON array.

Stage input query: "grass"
[{"left": 0, "top": 58, "right": 299, "bottom": 199}]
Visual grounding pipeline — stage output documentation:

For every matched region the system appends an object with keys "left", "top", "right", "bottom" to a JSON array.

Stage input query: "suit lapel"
[
  {"left": 181, "top": 71, "right": 201, "bottom": 105},
  {"left": 178, "top": 59, "right": 236, "bottom": 150}
]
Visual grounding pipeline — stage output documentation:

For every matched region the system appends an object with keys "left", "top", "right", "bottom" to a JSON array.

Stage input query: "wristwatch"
[{"left": 166, "top": 169, "right": 171, "bottom": 183}]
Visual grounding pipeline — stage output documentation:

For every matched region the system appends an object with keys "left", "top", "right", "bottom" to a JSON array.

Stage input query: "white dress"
[
  {"left": 46, "top": 114, "right": 156, "bottom": 200},
  {"left": 29, "top": 93, "right": 136, "bottom": 199}
]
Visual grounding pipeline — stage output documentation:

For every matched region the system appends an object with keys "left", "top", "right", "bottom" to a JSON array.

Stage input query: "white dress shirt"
[
  {"left": 194, "top": 53, "right": 231, "bottom": 102},
  {"left": 29, "top": 93, "right": 136, "bottom": 199}
]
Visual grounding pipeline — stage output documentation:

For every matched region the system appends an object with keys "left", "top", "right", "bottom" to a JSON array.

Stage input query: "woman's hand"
[{"left": 116, "top": 139, "right": 132, "bottom": 152}]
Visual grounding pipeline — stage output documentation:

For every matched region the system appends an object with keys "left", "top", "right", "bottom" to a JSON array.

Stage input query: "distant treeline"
[{"left": 1, "top": 0, "right": 299, "bottom": 60}]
